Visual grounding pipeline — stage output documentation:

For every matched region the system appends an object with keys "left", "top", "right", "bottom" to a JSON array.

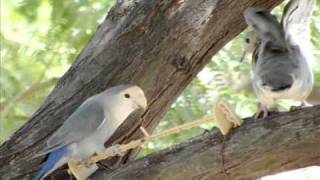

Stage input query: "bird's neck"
[{"left": 105, "top": 100, "right": 135, "bottom": 128}]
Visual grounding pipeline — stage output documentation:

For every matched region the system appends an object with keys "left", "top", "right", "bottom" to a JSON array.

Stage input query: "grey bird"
[
  {"left": 243, "top": 0, "right": 314, "bottom": 118},
  {"left": 35, "top": 84, "right": 147, "bottom": 179}
]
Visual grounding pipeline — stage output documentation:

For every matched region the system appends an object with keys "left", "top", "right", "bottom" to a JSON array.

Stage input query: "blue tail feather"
[{"left": 35, "top": 145, "right": 69, "bottom": 180}]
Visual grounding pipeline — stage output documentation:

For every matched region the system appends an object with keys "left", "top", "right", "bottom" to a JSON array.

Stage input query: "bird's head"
[
  {"left": 104, "top": 84, "right": 147, "bottom": 112},
  {"left": 121, "top": 85, "right": 148, "bottom": 111}
]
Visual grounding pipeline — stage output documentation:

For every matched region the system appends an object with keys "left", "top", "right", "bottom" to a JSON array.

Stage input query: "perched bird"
[
  {"left": 243, "top": 0, "right": 314, "bottom": 118},
  {"left": 35, "top": 85, "right": 147, "bottom": 179}
]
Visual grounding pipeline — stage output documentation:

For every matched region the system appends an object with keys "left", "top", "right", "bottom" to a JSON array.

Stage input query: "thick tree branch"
[
  {"left": 0, "top": 0, "right": 283, "bottom": 179},
  {"left": 93, "top": 106, "right": 320, "bottom": 180}
]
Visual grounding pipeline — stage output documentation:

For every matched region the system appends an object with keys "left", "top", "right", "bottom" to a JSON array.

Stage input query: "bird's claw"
[
  {"left": 290, "top": 101, "right": 311, "bottom": 111},
  {"left": 255, "top": 103, "right": 269, "bottom": 119},
  {"left": 68, "top": 160, "right": 98, "bottom": 180}
]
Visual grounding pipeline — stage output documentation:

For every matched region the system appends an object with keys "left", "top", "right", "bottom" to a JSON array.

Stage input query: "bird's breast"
[{"left": 256, "top": 76, "right": 311, "bottom": 106}]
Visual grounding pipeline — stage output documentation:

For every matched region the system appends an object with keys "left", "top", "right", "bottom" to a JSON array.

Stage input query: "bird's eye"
[
  {"left": 124, "top": 93, "right": 130, "bottom": 98},
  {"left": 255, "top": 11, "right": 265, "bottom": 15},
  {"left": 245, "top": 37, "right": 250, "bottom": 43}
]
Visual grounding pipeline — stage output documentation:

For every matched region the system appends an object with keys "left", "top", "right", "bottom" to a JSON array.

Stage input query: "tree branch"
[
  {"left": 0, "top": 0, "right": 284, "bottom": 179},
  {"left": 92, "top": 105, "right": 320, "bottom": 180}
]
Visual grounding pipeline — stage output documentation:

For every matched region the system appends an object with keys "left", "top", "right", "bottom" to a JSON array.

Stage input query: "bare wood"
[
  {"left": 92, "top": 106, "right": 320, "bottom": 180},
  {"left": 0, "top": 0, "right": 283, "bottom": 179}
]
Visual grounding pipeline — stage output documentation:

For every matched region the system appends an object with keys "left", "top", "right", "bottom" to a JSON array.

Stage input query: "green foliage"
[
  {"left": 1, "top": 0, "right": 319, "bottom": 161},
  {"left": 0, "top": 0, "right": 116, "bottom": 141}
]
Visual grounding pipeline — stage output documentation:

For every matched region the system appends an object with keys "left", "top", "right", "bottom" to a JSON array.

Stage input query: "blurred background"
[{"left": 1, "top": 0, "right": 319, "bottom": 178}]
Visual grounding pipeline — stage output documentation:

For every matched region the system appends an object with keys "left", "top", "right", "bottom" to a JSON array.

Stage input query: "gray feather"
[
  {"left": 281, "top": 0, "right": 315, "bottom": 46},
  {"left": 244, "top": 8, "right": 287, "bottom": 49},
  {"left": 39, "top": 97, "right": 105, "bottom": 155}
]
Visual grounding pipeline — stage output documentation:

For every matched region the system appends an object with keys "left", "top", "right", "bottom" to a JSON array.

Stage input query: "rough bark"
[
  {"left": 92, "top": 106, "right": 320, "bottom": 180},
  {"left": 0, "top": 0, "right": 283, "bottom": 179}
]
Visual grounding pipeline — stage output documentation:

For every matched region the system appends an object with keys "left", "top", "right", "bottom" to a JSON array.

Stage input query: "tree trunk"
[
  {"left": 0, "top": 0, "right": 283, "bottom": 179},
  {"left": 92, "top": 106, "right": 320, "bottom": 180}
]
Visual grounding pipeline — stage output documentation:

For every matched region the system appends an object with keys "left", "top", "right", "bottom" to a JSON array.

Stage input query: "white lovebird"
[{"left": 35, "top": 85, "right": 147, "bottom": 179}]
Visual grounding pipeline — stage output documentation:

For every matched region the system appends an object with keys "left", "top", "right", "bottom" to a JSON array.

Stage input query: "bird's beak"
[
  {"left": 240, "top": 50, "right": 248, "bottom": 62},
  {"left": 137, "top": 96, "right": 148, "bottom": 110}
]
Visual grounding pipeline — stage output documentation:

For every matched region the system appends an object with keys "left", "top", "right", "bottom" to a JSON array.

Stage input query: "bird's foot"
[
  {"left": 289, "top": 106, "right": 301, "bottom": 111},
  {"left": 255, "top": 103, "right": 269, "bottom": 119},
  {"left": 68, "top": 160, "right": 98, "bottom": 180},
  {"left": 290, "top": 101, "right": 312, "bottom": 111},
  {"left": 82, "top": 144, "right": 126, "bottom": 168}
]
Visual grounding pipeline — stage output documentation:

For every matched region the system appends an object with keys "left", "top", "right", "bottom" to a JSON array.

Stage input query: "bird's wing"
[
  {"left": 281, "top": 0, "right": 315, "bottom": 46},
  {"left": 38, "top": 98, "right": 106, "bottom": 155}
]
